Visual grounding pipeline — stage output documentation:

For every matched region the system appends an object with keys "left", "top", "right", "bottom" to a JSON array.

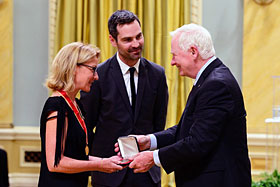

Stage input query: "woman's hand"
[{"left": 98, "top": 155, "right": 123, "bottom": 173}]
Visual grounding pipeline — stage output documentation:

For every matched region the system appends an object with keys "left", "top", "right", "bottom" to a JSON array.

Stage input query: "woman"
[{"left": 38, "top": 42, "right": 123, "bottom": 187}]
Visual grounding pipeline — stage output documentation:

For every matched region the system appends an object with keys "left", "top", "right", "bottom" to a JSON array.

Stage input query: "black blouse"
[{"left": 38, "top": 97, "right": 93, "bottom": 187}]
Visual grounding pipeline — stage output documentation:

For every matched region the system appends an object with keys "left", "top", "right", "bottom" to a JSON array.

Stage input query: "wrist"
[
  {"left": 100, "top": 158, "right": 103, "bottom": 169},
  {"left": 147, "top": 137, "right": 151, "bottom": 149},
  {"left": 149, "top": 151, "right": 154, "bottom": 164}
]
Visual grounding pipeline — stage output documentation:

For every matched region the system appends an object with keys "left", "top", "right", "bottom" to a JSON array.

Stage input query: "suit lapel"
[
  {"left": 184, "top": 84, "right": 198, "bottom": 113},
  {"left": 134, "top": 59, "right": 146, "bottom": 123},
  {"left": 184, "top": 58, "right": 222, "bottom": 112},
  {"left": 195, "top": 58, "right": 222, "bottom": 88},
  {"left": 110, "top": 55, "right": 133, "bottom": 116}
]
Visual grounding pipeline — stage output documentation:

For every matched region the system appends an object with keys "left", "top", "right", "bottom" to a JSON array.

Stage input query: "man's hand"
[
  {"left": 114, "top": 135, "right": 151, "bottom": 154},
  {"left": 129, "top": 151, "right": 154, "bottom": 173},
  {"left": 132, "top": 135, "right": 151, "bottom": 151}
]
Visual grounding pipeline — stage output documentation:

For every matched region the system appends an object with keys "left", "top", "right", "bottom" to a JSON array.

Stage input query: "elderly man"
[{"left": 124, "top": 23, "right": 251, "bottom": 187}]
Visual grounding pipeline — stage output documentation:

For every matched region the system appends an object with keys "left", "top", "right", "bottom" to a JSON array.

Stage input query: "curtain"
[
  {"left": 50, "top": 0, "right": 191, "bottom": 186},
  {"left": 243, "top": 0, "right": 280, "bottom": 133},
  {"left": 0, "top": 0, "right": 13, "bottom": 128}
]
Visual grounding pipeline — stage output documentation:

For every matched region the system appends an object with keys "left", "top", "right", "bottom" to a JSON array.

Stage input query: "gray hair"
[{"left": 170, "top": 23, "right": 215, "bottom": 59}]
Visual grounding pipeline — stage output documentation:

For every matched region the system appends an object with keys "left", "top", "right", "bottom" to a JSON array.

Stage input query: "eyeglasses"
[{"left": 77, "top": 64, "right": 97, "bottom": 75}]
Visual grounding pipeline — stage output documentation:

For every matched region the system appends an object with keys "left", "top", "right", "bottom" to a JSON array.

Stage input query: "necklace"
[{"left": 58, "top": 90, "right": 89, "bottom": 156}]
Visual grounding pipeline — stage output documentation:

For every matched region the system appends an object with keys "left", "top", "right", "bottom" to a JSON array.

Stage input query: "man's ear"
[
  {"left": 109, "top": 35, "right": 117, "bottom": 47},
  {"left": 190, "top": 46, "right": 198, "bottom": 58}
]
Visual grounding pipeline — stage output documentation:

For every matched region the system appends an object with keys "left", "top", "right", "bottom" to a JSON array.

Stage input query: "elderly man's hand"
[
  {"left": 129, "top": 151, "right": 154, "bottom": 173},
  {"left": 114, "top": 135, "right": 151, "bottom": 154},
  {"left": 135, "top": 135, "right": 151, "bottom": 151}
]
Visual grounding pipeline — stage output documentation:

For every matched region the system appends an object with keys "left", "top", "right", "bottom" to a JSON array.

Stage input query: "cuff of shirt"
[
  {"left": 153, "top": 150, "right": 162, "bottom": 167},
  {"left": 148, "top": 134, "right": 157, "bottom": 150}
]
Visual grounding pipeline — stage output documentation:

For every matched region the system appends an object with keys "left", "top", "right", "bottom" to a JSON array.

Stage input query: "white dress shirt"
[{"left": 116, "top": 52, "right": 140, "bottom": 105}]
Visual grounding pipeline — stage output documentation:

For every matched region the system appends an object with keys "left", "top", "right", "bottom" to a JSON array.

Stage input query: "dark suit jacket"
[
  {"left": 80, "top": 54, "right": 168, "bottom": 186},
  {"left": 154, "top": 58, "right": 251, "bottom": 187}
]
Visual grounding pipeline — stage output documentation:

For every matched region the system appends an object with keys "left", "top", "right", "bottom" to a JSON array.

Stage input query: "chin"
[
  {"left": 131, "top": 53, "right": 141, "bottom": 59},
  {"left": 81, "top": 87, "right": 90, "bottom": 93}
]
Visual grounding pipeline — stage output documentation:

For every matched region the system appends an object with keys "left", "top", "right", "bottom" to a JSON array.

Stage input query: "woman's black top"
[{"left": 38, "top": 97, "right": 93, "bottom": 187}]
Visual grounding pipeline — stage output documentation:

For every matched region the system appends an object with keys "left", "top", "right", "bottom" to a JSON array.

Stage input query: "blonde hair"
[{"left": 46, "top": 42, "right": 100, "bottom": 92}]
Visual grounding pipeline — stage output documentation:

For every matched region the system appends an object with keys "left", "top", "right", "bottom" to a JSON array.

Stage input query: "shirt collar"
[
  {"left": 117, "top": 52, "right": 140, "bottom": 75},
  {"left": 194, "top": 56, "right": 216, "bottom": 85}
]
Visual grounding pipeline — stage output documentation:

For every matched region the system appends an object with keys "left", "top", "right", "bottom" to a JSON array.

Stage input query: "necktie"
[{"left": 129, "top": 67, "right": 136, "bottom": 113}]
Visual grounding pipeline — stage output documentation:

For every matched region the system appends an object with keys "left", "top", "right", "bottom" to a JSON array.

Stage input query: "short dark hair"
[{"left": 108, "top": 10, "right": 141, "bottom": 41}]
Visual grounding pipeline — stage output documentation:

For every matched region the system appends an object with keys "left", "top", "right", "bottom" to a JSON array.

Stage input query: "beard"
[
  {"left": 119, "top": 45, "right": 144, "bottom": 62},
  {"left": 128, "top": 47, "right": 143, "bottom": 59}
]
